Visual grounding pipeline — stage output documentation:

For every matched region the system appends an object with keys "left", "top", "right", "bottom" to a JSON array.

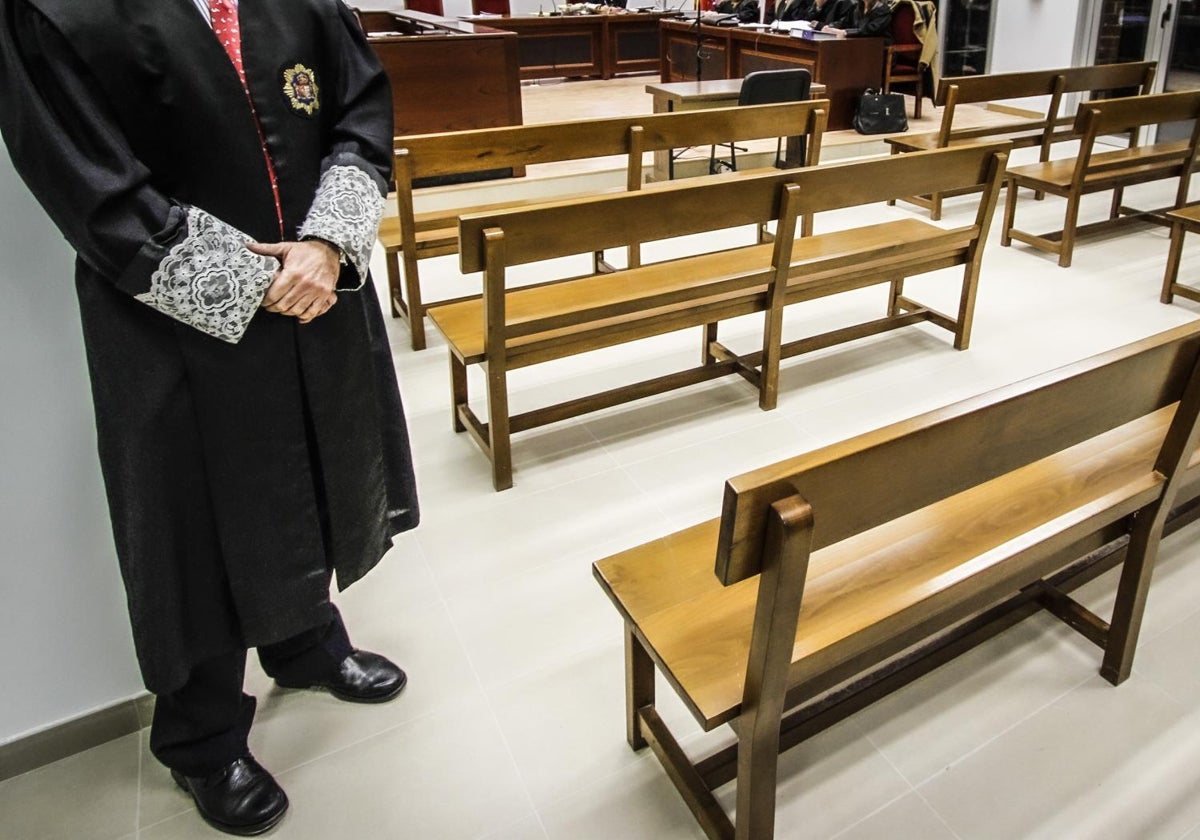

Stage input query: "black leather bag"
[{"left": 853, "top": 89, "right": 908, "bottom": 135}]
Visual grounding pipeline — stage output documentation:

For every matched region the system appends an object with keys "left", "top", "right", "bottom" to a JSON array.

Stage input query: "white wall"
[
  {"left": 991, "top": 1, "right": 1086, "bottom": 74},
  {"left": 0, "top": 151, "right": 143, "bottom": 747}
]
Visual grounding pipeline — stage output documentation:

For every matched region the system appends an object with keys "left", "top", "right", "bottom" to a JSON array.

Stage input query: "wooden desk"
[
  {"left": 645, "top": 78, "right": 827, "bottom": 111},
  {"left": 658, "top": 20, "right": 884, "bottom": 130},
  {"left": 366, "top": 12, "right": 523, "bottom": 135},
  {"left": 644, "top": 78, "right": 828, "bottom": 180},
  {"left": 462, "top": 12, "right": 679, "bottom": 80}
]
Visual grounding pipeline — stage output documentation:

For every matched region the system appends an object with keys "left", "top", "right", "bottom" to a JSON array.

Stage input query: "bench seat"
[
  {"left": 596, "top": 406, "right": 1178, "bottom": 730},
  {"left": 1006, "top": 140, "right": 1190, "bottom": 192},
  {"left": 889, "top": 118, "right": 1072, "bottom": 153},
  {"left": 429, "top": 217, "right": 966, "bottom": 365}
]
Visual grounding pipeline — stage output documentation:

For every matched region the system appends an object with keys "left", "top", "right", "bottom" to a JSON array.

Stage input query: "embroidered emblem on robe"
[{"left": 282, "top": 64, "right": 320, "bottom": 115}]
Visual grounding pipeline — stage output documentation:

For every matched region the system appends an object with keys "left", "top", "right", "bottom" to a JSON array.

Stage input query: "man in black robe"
[{"left": 0, "top": 0, "right": 419, "bottom": 834}]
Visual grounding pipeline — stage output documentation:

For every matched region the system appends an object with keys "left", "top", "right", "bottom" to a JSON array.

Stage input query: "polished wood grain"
[
  {"left": 593, "top": 321, "right": 1200, "bottom": 838},
  {"left": 886, "top": 61, "right": 1157, "bottom": 220},
  {"left": 429, "top": 142, "right": 1007, "bottom": 490},
  {"left": 383, "top": 99, "right": 827, "bottom": 349},
  {"left": 1001, "top": 89, "right": 1200, "bottom": 268}
]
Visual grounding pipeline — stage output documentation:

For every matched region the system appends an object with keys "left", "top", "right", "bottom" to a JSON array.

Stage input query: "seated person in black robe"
[
  {"left": 771, "top": 0, "right": 814, "bottom": 22},
  {"left": 825, "top": 0, "right": 894, "bottom": 39},
  {"left": 802, "top": 0, "right": 852, "bottom": 26},
  {"left": 714, "top": 0, "right": 761, "bottom": 22}
]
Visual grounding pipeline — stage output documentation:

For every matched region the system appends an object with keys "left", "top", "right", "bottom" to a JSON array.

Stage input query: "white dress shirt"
[{"left": 190, "top": 0, "right": 239, "bottom": 26}]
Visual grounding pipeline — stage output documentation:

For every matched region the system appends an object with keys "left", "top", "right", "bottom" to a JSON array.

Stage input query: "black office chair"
[{"left": 709, "top": 68, "right": 813, "bottom": 173}]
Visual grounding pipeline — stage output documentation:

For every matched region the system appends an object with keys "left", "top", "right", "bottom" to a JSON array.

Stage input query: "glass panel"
[
  {"left": 1160, "top": 0, "right": 1200, "bottom": 142},
  {"left": 1094, "top": 0, "right": 1154, "bottom": 65},
  {"left": 942, "top": 0, "right": 991, "bottom": 77}
]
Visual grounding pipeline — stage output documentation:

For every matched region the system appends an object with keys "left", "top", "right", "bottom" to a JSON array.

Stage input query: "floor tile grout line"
[
  {"left": 442, "top": 599, "right": 549, "bottom": 839},
  {"left": 904, "top": 662, "right": 1099, "bottom": 791}
]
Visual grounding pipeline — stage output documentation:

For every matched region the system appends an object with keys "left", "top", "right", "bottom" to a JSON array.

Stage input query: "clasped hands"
[{"left": 247, "top": 239, "right": 341, "bottom": 324}]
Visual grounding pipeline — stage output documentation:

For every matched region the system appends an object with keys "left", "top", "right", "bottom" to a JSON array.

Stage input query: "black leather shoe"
[
  {"left": 276, "top": 649, "right": 407, "bottom": 703},
  {"left": 171, "top": 756, "right": 288, "bottom": 836}
]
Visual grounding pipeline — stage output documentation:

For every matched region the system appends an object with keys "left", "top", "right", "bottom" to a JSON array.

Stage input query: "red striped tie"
[
  {"left": 209, "top": 0, "right": 285, "bottom": 237},
  {"left": 209, "top": 0, "right": 246, "bottom": 82}
]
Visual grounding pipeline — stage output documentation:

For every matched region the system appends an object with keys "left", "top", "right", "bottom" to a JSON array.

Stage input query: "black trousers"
[{"left": 149, "top": 604, "right": 353, "bottom": 777}]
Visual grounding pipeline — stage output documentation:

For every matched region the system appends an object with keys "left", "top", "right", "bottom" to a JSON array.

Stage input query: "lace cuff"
[
  {"left": 297, "top": 164, "right": 385, "bottom": 290},
  {"left": 135, "top": 208, "right": 278, "bottom": 344}
]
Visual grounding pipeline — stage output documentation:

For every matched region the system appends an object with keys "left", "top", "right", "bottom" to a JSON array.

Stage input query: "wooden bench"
[
  {"left": 381, "top": 101, "right": 829, "bottom": 349},
  {"left": 593, "top": 321, "right": 1200, "bottom": 839},
  {"left": 427, "top": 142, "right": 1008, "bottom": 490},
  {"left": 1161, "top": 204, "right": 1200, "bottom": 305},
  {"left": 886, "top": 61, "right": 1156, "bottom": 220},
  {"left": 1001, "top": 89, "right": 1200, "bottom": 268}
]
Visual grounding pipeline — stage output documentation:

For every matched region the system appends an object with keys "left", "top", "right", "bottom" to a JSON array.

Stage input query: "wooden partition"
[
  {"left": 365, "top": 12, "right": 523, "bottom": 135},
  {"left": 658, "top": 19, "right": 884, "bottom": 130}
]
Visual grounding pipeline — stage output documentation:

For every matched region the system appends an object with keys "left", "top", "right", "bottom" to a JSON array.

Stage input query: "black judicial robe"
[{"left": 0, "top": 0, "right": 419, "bottom": 693}]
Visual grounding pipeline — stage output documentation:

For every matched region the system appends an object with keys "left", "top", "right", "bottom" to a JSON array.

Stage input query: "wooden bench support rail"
[
  {"left": 1001, "top": 90, "right": 1200, "bottom": 268},
  {"left": 776, "top": 310, "right": 932, "bottom": 362},
  {"left": 505, "top": 360, "right": 745, "bottom": 436},
  {"left": 594, "top": 322, "right": 1200, "bottom": 837},
  {"left": 886, "top": 61, "right": 1156, "bottom": 220},
  {"left": 384, "top": 100, "right": 830, "bottom": 350},
  {"left": 706, "top": 340, "right": 765, "bottom": 389},
  {"left": 1032, "top": 581, "right": 1110, "bottom": 649}
]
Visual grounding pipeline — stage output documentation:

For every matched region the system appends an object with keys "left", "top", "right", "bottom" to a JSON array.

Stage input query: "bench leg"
[
  {"left": 702, "top": 323, "right": 719, "bottom": 366},
  {"left": 929, "top": 191, "right": 943, "bottom": 223},
  {"left": 402, "top": 249, "right": 427, "bottom": 352},
  {"left": 734, "top": 718, "right": 781, "bottom": 840},
  {"left": 1001, "top": 179, "right": 1018, "bottom": 247},
  {"left": 887, "top": 278, "right": 905, "bottom": 316},
  {"left": 734, "top": 495, "right": 814, "bottom": 840},
  {"left": 760, "top": 306, "right": 783, "bottom": 411},
  {"left": 625, "top": 624, "right": 655, "bottom": 751},
  {"left": 1100, "top": 513, "right": 1164, "bottom": 686},
  {"left": 450, "top": 355, "right": 468, "bottom": 433},
  {"left": 1161, "top": 221, "right": 1187, "bottom": 304},
  {"left": 485, "top": 361, "right": 514, "bottom": 492},
  {"left": 954, "top": 265, "right": 981, "bottom": 351},
  {"left": 1109, "top": 186, "right": 1125, "bottom": 221},
  {"left": 1059, "top": 193, "right": 1081, "bottom": 268},
  {"left": 385, "top": 249, "right": 403, "bottom": 318}
]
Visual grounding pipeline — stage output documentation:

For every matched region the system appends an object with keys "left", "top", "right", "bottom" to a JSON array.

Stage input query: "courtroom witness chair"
[
  {"left": 472, "top": 0, "right": 510, "bottom": 14},
  {"left": 710, "top": 69, "right": 812, "bottom": 173},
  {"left": 883, "top": 0, "right": 925, "bottom": 120},
  {"left": 407, "top": 0, "right": 446, "bottom": 14}
]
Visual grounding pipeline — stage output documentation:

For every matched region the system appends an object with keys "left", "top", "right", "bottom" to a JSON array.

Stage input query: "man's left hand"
[{"left": 249, "top": 240, "right": 340, "bottom": 324}]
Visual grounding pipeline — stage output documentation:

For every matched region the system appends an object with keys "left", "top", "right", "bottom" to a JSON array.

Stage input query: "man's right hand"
[{"left": 247, "top": 240, "right": 339, "bottom": 324}]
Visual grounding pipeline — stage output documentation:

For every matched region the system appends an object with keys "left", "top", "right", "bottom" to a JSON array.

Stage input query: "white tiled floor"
[{"left": 6, "top": 79, "right": 1200, "bottom": 839}]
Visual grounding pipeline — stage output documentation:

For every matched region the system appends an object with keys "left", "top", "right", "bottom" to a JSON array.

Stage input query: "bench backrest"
[
  {"left": 1073, "top": 88, "right": 1200, "bottom": 137},
  {"left": 459, "top": 141, "right": 1009, "bottom": 273},
  {"left": 394, "top": 101, "right": 829, "bottom": 180},
  {"left": 933, "top": 62, "right": 1157, "bottom": 152},
  {"left": 1069, "top": 89, "right": 1200, "bottom": 201},
  {"left": 716, "top": 322, "right": 1200, "bottom": 584},
  {"left": 935, "top": 61, "right": 1156, "bottom": 107}
]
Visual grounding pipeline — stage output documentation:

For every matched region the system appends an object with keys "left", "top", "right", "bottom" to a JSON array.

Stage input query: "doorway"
[{"left": 1085, "top": 0, "right": 1198, "bottom": 140}]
